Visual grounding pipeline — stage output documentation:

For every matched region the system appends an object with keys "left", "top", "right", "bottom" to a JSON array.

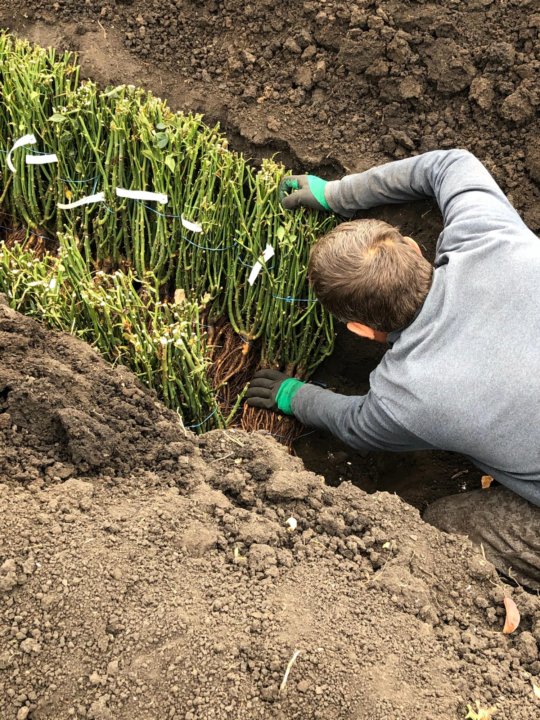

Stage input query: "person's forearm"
[
  {"left": 324, "top": 149, "right": 507, "bottom": 219},
  {"left": 291, "top": 383, "right": 430, "bottom": 453},
  {"left": 291, "top": 384, "right": 368, "bottom": 445}
]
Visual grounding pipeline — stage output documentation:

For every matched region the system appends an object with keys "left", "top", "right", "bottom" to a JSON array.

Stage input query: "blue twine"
[
  {"left": 272, "top": 294, "right": 317, "bottom": 304},
  {"left": 237, "top": 255, "right": 275, "bottom": 270},
  {"left": 184, "top": 236, "right": 235, "bottom": 252},
  {"left": 101, "top": 203, "right": 234, "bottom": 252},
  {"left": 0, "top": 223, "right": 54, "bottom": 243},
  {"left": 186, "top": 407, "right": 218, "bottom": 429},
  {"left": 143, "top": 204, "right": 237, "bottom": 250},
  {"left": 142, "top": 203, "right": 183, "bottom": 220}
]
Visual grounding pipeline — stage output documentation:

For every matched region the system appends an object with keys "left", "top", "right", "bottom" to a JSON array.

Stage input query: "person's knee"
[
  {"left": 423, "top": 488, "right": 540, "bottom": 591},
  {"left": 422, "top": 492, "right": 473, "bottom": 536}
]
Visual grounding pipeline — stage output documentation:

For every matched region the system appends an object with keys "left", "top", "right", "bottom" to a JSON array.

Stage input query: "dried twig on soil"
[{"left": 279, "top": 649, "right": 302, "bottom": 694}]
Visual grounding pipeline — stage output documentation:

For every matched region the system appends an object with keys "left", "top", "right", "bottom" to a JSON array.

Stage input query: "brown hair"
[{"left": 308, "top": 219, "right": 433, "bottom": 332}]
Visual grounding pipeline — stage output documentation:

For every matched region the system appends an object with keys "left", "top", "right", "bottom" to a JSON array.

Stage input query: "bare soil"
[{"left": 1, "top": 299, "right": 540, "bottom": 720}]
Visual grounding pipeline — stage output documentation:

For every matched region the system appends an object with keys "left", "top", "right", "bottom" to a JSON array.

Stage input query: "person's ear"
[
  {"left": 403, "top": 236, "right": 422, "bottom": 256},
  {"left": 347, "top": 322, "right": 388, "bottom": 344}
]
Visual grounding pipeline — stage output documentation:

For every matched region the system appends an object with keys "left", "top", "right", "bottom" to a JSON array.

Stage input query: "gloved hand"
[
  {"left": 279, "top": 174, "right": 331, "bottom": 212},
  {"left": 245, "top": 369, "right": 305, "bottom": 415}
]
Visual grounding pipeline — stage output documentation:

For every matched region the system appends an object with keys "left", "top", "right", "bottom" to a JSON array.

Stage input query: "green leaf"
[
  {"left": 156, "top": 132, "right": 168, "bottom": 149},
  {"left": 49, "top": 113, "right": 66, "bottom": 123},
  {"left": 156, "top": 122, "right": 167, "bottom": 130},
  {"left": 141, "top": 148, "right": 156, "bottom": 161},
  {"left": 276, "top": 226, "right": 286, "bottom": 241},
  {"left": 165, "top": 155, "right": 176, "bottom": 173},
  {"left": 103, "top": 84, "right": 125, "bottom": 98}
]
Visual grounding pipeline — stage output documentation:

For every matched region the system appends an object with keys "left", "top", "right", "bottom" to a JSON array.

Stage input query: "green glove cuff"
[
  {"left": 307, "top": 175, "right": 330, "bottom": 211},
  {"left": 275, "top": 378, "right": 305, "bottom": 416}
]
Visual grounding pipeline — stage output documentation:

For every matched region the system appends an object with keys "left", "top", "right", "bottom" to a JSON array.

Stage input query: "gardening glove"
[
  {"left": 245, "top": 369, "right": 305, "bottom": 416},
  {"left": 279, "top": 174, "right": 331, "bottom": 212}
]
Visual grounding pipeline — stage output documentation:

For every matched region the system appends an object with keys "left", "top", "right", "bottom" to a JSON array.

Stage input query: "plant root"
[
  {"left": 240, "top": 404, "right": 304, "bottom": 449},
  {"left": 208, "top": 321, "right": 258, "bottom": 419}
]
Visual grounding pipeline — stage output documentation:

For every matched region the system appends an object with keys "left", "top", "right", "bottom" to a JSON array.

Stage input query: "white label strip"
[
  {"left": 26, "top": 153, "right": 59, "bottom": 165},
  {"left": 58, "top": 192, "right": 105, "bottom": 210},
  {"left": 248, "top": 261, "right": 263, "bottom": 286},
  {"left": 248, "top": 244, "right": 275, "bottom": 286},
  {"left": 116, "top": 188, "right": 168, "bottom": 204},
  {"left": 7, "top": 133, "right": 37, "bottom": 173},
  {"left": 263, "top": 244, "right": 275, "bottom": 262},
  {"left": 181, "top": 215, "right": 203, "bottom": 233}
]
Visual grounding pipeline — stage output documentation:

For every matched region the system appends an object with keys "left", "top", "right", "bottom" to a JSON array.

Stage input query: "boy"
[{"left": 247, "top": 149, "right": 540, "bottom": 588}]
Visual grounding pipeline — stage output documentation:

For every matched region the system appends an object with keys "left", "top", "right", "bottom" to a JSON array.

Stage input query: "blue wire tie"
[
  {"left": 0, "top": 223, "right": 53, "bottom": 243},
  {"left": 142, "top": 204, "right": 235, "bottom": 251},
  {"left": 142, "top": 203, "right": 183, "bottom": 219},
  {"left": 186, "top": 407, "right": 218, "bottom": 429},
  {"left": 184, "top": 236, "right": 234, "bottom": 252},
  {"left": 238, "top": 255, "right": 275, "bottom": 270},
  {"left": 272, "top": 294, "right": 317, "bottom": 304}
]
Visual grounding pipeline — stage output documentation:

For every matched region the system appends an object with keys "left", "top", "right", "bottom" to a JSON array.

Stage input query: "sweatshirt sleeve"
[
  {"left": 291, "top": 383, "right": 433, "bottom": 453},
  {"left": 325, "top": 149, "right": 532, "bottom": 257}
]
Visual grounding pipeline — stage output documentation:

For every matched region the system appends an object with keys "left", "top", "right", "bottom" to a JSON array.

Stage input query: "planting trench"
[
  {"left": 0, "top": 2, "right": 539, "bottom": 718},
  {"left": 1, "top": 0, "right": 538, "bottom": 508}
]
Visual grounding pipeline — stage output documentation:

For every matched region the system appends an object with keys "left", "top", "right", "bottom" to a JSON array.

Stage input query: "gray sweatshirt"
[{"left": 292, "top": 150, "right": 540, "bottom": 507}]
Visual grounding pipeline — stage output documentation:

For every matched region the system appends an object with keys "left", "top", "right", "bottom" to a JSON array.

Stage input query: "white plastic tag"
[
  {"left": 181, "top": 215, "right": 203, "bottom": 233},
  {"left": 58, "top": 192, "right": 106, "bottom": 210},
  {"left": 7, "top": 133, "right": 37, "bottom": 173},
  {"left": 116, "top": 188, "right": 168, "bottom": 204},
  {"left": 262, "top": 244, "right": 275, "bottom": 262},
  {"left": 26, "top": 153, "right": 59, "bottom": 165},
  {"left": 248, "top": 244, "right": 274, "bottom": 285},
  {"left": 248, "top": 261, "right": 263, "bottom": 286}
]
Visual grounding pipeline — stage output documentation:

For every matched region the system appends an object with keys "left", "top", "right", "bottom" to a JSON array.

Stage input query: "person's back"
[{"left": 370, "top": 160, "right": 540, "bottom": 504}]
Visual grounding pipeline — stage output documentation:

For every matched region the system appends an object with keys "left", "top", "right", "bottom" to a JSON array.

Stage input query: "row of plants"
[
  {"left": 0, "top": 233, "right": 223, "bottom": 430},
  {"left": 0, "top": 33, "right": 337, "bottom": 430}
]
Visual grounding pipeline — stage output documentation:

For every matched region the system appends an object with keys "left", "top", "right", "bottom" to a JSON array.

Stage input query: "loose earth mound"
[{"left": 1, "top": 300, "right": 539, "bottom": 719}]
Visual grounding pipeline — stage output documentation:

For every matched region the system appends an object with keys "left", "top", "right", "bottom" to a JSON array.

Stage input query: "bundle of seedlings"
[
  {"left": 0, "top": 33, "right": 338, "bottom": 433},
  {"left": 0, "top": 231, "right": 221, "bottom": 431}
]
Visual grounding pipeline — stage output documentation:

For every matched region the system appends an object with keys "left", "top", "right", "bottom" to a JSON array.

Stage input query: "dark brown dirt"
[{"left": 1, "top": 299, "right": 540, "bottom": 720}]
